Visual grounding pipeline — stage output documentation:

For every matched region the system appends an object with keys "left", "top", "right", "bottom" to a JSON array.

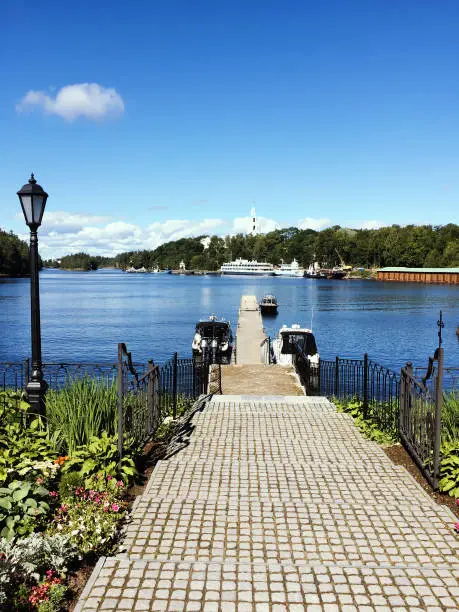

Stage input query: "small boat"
[
  {"left": 259, "top": 294, "right": 278, "bottom": 315},
  {"left": 272, "top": 324, "right": 319, "bottom": 367},
  {"left": 192, "top": 315, "right": 233, "bottom": 364},
  {"left": 125, "top": 266, "right": 148, "bottom": 273}
]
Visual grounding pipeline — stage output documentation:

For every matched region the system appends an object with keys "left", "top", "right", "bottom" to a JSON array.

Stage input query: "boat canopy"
[
  {"left": 195, "top": 321, "right": 231, "bottom": 339},
  {"left": 280, "top": 328, "right": 318, "bottom": 355}
]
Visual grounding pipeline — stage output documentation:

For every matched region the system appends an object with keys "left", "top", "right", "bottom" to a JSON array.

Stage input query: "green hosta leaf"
[
  {"left": 34, "top": 486, "right": 49, "bottom": 497},
  {"left": 0, "top": 498, "right": 12, "bottom": 510},
  {"left": 12, "top": 484, "right": 31, "bottom": 502},
  {"left": 81, "top": 459, "right": 97, "bottom": 475}
]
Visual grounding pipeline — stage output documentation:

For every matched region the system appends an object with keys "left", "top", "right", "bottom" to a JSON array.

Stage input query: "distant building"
[{"left": 377, "top": 267, "right": 459, "bottom": 284}]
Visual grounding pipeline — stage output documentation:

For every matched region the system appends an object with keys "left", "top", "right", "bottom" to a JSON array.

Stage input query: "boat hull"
[{"left": 221, "top": 271, "right": 273, "bottom": 276}]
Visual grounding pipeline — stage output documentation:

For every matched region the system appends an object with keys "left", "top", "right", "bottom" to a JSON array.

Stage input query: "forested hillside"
[
  {"left": 114, "top": 224, "right": 459, "bottom": 271},
  {"left": 0, "top": 229, "right": 30, "bottom": 276}
]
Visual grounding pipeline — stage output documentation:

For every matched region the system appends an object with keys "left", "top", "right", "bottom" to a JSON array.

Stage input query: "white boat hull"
[{"left": 272, "top": 270, "right": 304, "bottom": 277}]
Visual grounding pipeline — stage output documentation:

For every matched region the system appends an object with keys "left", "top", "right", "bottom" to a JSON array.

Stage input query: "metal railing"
[
  {"left": 295, "top": 352, "right": 400, "bottom": 432},
  {"left": 400, "top": 349, "right": 443, "bottom": 489}
]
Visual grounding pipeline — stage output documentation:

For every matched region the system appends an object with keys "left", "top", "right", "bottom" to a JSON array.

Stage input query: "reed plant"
[
  {"left": 45, "top": 377, "right": 118, "bottom": 455},
  {"left": 441, "top": 390, "right": 459, "bottom": 445}
]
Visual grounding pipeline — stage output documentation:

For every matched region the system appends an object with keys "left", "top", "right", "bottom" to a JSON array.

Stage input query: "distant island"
[{"left": 1, "top": 224, "right": 458, "bottom": 276}]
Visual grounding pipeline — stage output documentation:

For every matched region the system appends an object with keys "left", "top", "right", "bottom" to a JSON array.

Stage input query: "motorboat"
[
  {"left": 272, "top": 324, "right": 319, "bottom": 367},
  {"left": 273, "top": 259, "right": 304, "bottom": 277},
  {"left": 259, "top": 294, "right": 278, "bottom": 315},
  {"left": 192, "top": 315, "right": 233, "bottom": 364}
]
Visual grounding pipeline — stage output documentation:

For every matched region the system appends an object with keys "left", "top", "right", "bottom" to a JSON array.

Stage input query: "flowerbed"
[{"left": 0, "top": 390, "right": 140, "bottom": 611}]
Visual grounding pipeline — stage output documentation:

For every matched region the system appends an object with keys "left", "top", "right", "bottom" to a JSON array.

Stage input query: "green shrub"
[
  {"left": 439, "top": 441, "right": 459, "bottom": 497},
  {"left": 58, "top": 472, "right": 84, "bottom": 502},
  {"left": 61, "top": 432, "right": 140, "bottom": 486},
  {"left": 333, "top": 396, "right": 398, "bottom": 445},
  {"left": 0, "top": 480, "right": 51, "bottom": 540},
  {"left": 441, "top": 391, "right": 459, "bottom": 445}
]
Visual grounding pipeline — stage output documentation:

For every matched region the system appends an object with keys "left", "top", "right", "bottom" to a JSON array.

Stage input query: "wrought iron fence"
[
  {"left": 400, "top": 349, "right": 443, "bottom": 489},
  {"left": 1, "top": 348, "right": 209, "bottom": 461},
  {"left": 294, "top": 352, "right": 400, "bottom": 432}
]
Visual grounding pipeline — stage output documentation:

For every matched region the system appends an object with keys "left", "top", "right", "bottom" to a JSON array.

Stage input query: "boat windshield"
[
  {"left": 196, "top": 322, "right": 230, "bottom": 339},
  {"left": 281, "top": 332, "right": 317, "bottom": 355}
]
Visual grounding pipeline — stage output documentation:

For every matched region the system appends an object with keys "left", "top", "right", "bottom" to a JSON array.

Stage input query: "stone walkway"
[{"left": 76, "top": 396, "right": 459, "bottom": 611}]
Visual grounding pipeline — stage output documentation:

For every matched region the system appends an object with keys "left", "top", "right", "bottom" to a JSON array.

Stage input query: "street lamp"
[{"left": 17, "top": 173, "right": 48, "bottom": 415}]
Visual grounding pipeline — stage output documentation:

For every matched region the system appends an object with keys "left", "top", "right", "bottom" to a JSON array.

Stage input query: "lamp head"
[{"left": 17, "top": 173, "right": 48, "bottom": 230}]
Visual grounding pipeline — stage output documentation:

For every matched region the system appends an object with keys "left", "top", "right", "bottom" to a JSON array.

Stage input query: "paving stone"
[{"left": 75, "top": 396, "right": 459, "bottom": 611}]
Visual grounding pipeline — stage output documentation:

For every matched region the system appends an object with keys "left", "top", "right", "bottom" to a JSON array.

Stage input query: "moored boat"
[
  {"left": 273, "top": 259, "right": 304, "bottom": 277},
  {"left": 259, "top": 294, "right": 278, "bottom": 315},
  {"left": 192, "top": 315, "right": 233, "bottom": 364},
  {"left": 272, "top": 324, "right": 319, "bottom": 367}
]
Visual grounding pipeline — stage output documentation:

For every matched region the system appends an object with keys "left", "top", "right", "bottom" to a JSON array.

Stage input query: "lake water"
[{"left": 1, "top": 268, "right": 458, "bottom": 371}]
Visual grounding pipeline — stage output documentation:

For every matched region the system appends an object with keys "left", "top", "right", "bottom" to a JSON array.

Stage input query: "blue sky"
[{"left": 1, "top": 0, "right": 458, "bottom": 257}]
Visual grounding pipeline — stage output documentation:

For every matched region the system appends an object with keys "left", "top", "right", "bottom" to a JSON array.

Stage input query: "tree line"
[
  {"left": 114, "top": 224, "right": 459, "bottom": 271},
  {"left": 2, "top": 223, "right": 458, "bottom": 276},
  {"left": 43, "top": 253, "right": 115, "bottom": 270},
  {"left": 0, "top": 229, "right": 31, "bottom": 276}
]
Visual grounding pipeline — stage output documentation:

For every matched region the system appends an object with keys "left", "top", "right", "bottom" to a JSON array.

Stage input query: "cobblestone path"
[{"left": 76, "top": 396, "right": 459, "bottom": 611}]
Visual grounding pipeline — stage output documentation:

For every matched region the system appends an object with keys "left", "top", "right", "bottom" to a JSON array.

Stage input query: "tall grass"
[
  {"left": 441, "top": 390, "right": 459, "bottom": 445},
  {"left": 45, "top": 377, "right": 117, "bottom": 454}
]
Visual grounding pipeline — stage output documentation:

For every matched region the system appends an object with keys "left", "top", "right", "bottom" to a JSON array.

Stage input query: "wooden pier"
[{"left": 220, "top": 295, "right": 303, "bottom": 395}]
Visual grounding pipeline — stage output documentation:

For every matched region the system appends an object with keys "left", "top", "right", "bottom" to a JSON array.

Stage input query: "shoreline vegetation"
[{"left": 2, "top": 223, "right": 458, "bottom": 276}]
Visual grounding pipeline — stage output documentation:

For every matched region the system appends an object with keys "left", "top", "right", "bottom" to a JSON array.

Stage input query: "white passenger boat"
[
  {"left": 273, "top": 259, "right": 305, "bottom": 277},
  {"left": 220, "top": 258, "right": 274, "bottom": 276}
]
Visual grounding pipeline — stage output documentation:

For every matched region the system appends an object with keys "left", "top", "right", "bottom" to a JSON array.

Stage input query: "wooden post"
[{"left": 432, "top": 348, "right": 444, "bottom": 490}]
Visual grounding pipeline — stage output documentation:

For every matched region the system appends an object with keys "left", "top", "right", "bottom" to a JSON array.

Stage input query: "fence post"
[
  {"left": 147, "top": 360, "right": 154, "bottom": 429},
  {"left": 172, "top": 352, "right": 178, "bottom": 419},
  {"left": 363, "top": 353, "right": 369, "bottom": 419},
  {"left": 117, "top": 344, "right": 124, "bottom": 467},
  {"left": 25, "top": 358, "right": 30, "bottom": 386},
  {"left": 432, "top": 348, "right": 444, "bottom": 489},
  {"left": 334, "top": 356, "right": 339, "bottom": 397}
]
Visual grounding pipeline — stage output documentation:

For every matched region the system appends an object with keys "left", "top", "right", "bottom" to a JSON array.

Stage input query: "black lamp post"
[{"left": 17, "top": 174, "right": 48, "bottom": 415}]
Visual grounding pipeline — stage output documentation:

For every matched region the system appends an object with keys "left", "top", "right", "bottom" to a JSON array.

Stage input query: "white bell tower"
[{"left": 250, "top": 207, "right": 257, "bottom": 235}]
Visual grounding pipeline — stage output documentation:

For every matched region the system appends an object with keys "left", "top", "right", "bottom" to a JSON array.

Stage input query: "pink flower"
[
  {"left": 116, "top": 480, "right": 124, "bottom": 488},
  {"left": 111, "top": 503, "right": 120, "bottom": 512},
  {"left": 107, "top": 475, "right": 113, "bottom": 481},
  {"left": 36, "top": 477, "right": 44, "bottom": 485},
  {"left": 454, "top": 522, "right": 459, "bottom": 532},
  {"left": 456, "top": 499, "right": 459, "bottom": 506},
  {"left": 49, "top": 491, "right": 59, "bottom": 498}
]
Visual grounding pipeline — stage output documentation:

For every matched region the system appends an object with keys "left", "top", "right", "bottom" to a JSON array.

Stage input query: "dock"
[
  {"left": 234, "top": 295, "right": 267, "bottom": 365},
  {"left": 220, "top": 295, "right": 302, "bottom": 395}
]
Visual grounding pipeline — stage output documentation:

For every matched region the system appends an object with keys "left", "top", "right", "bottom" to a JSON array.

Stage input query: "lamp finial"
[{"left": 29, "top": 173, "right": 37, "bottom": 184}]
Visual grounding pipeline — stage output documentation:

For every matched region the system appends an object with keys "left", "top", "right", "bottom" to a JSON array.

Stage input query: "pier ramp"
[{"left": 234, "top": 295, "right": 267, "bottom": 365}]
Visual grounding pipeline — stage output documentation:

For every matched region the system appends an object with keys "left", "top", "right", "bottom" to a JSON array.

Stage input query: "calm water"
[{"left": 1, "top": 268, "right": 458, "bottom": 370}]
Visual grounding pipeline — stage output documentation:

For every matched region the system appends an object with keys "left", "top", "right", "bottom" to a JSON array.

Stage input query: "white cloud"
[
  {"left": 297, "top": 217, "right": 331, "bottom": 231},
  {"left": 352, "top": 220, "right": 385, "bottom": 230},
  {"left": 16, "top": 83, "right": 124, "bottom": 121},
  {"left": 41, "top": 211, "right": 112, "bottom": 236}
]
